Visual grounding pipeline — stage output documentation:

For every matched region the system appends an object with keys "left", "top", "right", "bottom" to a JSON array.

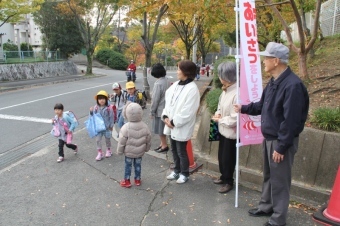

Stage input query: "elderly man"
[{"left": 234, "top": 42, "right": 309, "bottom": 226}]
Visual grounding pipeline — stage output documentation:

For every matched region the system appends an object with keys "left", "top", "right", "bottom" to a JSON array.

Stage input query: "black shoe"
[
  {"left": 154, "top": 146, "right": 161, "bottom": 151},
  {"left": 248, "top": 208, "right": 273, "bottom": 217},
  {"left": 156, "top": 146, "right": 169, "bottom": 153},
  {"left": 263, "top": 221, "right": 286, "bottom": 226}
]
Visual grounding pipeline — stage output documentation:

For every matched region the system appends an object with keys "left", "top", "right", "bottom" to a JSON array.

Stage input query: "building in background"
[{"left": 0, "top": 14, "right": 43, "bottom": 51}]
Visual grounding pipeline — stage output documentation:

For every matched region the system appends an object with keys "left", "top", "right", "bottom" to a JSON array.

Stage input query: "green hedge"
[
  {"left": 96, "top": 48, "right": 129, "bottom": 70},
  {"left": 311, "top": 107, "right": 340, "bottom": 132},
  {"left": 206, "top": 88, "right": 222, "bottom": 114}
]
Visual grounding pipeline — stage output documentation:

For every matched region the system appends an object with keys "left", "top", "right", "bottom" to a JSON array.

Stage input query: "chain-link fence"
[
  {"left": 320, "top": 0, "right": 340, "bottom": 37},
  {"left": 0, "top": 51, "right": 66, "bottom": 64}
]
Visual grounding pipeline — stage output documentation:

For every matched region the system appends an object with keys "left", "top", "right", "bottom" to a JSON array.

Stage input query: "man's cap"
[
  {"left": 112, "top": 82, "right": 121, "bottom": 90},
  {"left": 126, "top": 81, "right": 135, "bottom": 89},
  {"left": 259, "top": 42, "right": 289, "bottom": 61}
]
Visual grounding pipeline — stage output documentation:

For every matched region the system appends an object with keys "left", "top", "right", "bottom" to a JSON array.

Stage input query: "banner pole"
[{"left": 234, "top": 0, "right": 241, "bottom": 208}]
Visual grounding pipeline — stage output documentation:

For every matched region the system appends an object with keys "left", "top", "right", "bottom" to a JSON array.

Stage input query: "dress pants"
[
  {"left": 258, "top": 138, "right": 298, "bottom": 225},
  {"left": 218, "top": 136, "right": 236, "bottom": 186}
]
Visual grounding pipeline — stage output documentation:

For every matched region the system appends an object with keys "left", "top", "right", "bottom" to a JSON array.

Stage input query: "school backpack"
[
  {"left": 125, "top": 90, "right": 147, "bottom": 109},
  {"left": 64, "top": 111, "right": 79, "bottom": 130}
]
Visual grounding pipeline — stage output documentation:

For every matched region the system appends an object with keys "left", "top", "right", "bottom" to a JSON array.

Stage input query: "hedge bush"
[
  {"left": 96, "top": 48, "right": 129, "bottom": 70},
  {"left": 206, "top": 88, "right": 222, "bottom": 114},
  {"left": 311, "top": 107, "right": 340, "bottom": 132}
]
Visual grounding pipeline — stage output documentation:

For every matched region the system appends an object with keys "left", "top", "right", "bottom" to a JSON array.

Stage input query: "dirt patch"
[{"left": 288, "top": 36, "right": 340, "bottom": 129}]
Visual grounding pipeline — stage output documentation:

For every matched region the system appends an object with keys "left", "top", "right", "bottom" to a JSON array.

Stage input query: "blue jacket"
[{"left": 241, "top": 67, "right": 309, "bottom": 154}]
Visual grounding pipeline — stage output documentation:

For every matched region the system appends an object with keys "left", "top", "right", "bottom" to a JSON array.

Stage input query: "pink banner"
[{"left": 239, "top": 0, "right": 263, "bottom": 145}]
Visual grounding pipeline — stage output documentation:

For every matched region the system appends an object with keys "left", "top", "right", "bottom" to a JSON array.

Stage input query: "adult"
[
  {"left": 127, "top": 60, "right": 137, "bottom": 81},
  {"left": 162, "top": 60, "right": 200, "bottom": 184},
  {"left": 150, "top": 63, "right": 169, "bottom": 153},
  {"left": 234, "top": 42, "right": 309, "bottom": 226},
  {"left": 206, "top": 64, "right": 210, "bottom": 77},
  {"left": 211, "top": 61, "right": 237, "bottom": 193}
]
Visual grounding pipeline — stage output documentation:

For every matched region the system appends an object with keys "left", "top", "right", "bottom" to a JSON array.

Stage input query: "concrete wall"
[
  {"left": 193, "top": 103, "right": 340, "bottom": 204},
  {"left": 0, "top": 61, "right": 78, "bottom": 81}
]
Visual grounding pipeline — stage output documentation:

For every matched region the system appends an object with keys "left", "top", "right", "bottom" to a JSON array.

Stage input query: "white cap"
[{"left": 112, "top": 82, "right": 121, "bottom": 90}]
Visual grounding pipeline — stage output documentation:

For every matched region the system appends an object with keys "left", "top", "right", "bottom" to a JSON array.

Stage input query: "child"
[
  {"left": 90, "top": 90, "right": 114, "bottom": 161},
  {"left": 109, "top": 82, "right": 127, "bottom": 129},
  {"left": 52, "top": 103, "right": 78, "bottom": 163},
  {"left": 117, "top": 103, "right": 151, "bottom": 188},
  {"left": 125, "top": 81, "right": 147, "bottom": 109}
]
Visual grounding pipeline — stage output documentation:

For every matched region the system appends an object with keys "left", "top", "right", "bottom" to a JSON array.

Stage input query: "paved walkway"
[{"left": 0, "top": 66, "right": 318, "bottom": 226}]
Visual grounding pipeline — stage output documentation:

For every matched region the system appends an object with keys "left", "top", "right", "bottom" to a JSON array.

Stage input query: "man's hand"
[
  {"left": 233, "top": 104, "right": 241, "bottom": 113},
  {"left": 272, "top": 150, "right": 284, "bottom": 163}
]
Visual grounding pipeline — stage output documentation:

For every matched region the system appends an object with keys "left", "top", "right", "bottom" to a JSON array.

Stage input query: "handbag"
[
  {"left": 208, "top": 119, "right": 220, "bottom": 141},
  {"left": 93, "top": 112, "right": 106, "bottom": 133},
  {"left": 51, "top": 121, "right": 61, "bottom": 137},
  {"left": 66, "top": 133, "right": 73, "bottom": 144}
]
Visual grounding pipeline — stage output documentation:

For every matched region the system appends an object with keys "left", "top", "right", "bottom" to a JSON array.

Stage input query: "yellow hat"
[
  {"left": 94, "top": 90, "right": 108, "bottom": 99},
  {"left": 126, "top": 81, "right": 135, "bottom": 89}
]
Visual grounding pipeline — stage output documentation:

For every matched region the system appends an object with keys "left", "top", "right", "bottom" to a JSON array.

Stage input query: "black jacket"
[{"left": 241, "top": 67, "right": 309, "bottom": 154}]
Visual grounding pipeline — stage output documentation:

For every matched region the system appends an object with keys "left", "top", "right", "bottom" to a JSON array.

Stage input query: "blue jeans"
[{"left": 124, "top": 157, "right": 142, "bottom": 180}]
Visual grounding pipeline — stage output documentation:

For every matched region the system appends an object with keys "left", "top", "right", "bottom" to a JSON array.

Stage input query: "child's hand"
[
  {"left": 51, "top": 118, "right": 55, "bottom": 124},
  {"left": 90, "top": 107, "right": 93, "bottom": 112}
]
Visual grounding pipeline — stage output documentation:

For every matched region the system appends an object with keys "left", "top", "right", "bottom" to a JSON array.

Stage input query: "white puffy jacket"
[{"left": 162, "top": 80, "right": 200, "bottom": 141}]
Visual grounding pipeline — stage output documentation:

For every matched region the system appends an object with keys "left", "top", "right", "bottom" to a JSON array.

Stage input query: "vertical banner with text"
[{"left": 239, "top": 0, "right": 263, "bottom": 145}]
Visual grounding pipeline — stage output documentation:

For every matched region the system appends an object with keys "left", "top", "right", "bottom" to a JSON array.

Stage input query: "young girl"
[
  {"left": 90, "top": 90, "right": 114, "bottom": 161},
  {"left": 117, "top": 103, "right": 151, "bottom": 188},
  {"left": 52, "top": 103, "right": 78, "bottom": 163}
]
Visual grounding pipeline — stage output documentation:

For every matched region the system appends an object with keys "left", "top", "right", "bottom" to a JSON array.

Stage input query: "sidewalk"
[{"left": 0, "top": 70, "right": 317, "bottom": 225}]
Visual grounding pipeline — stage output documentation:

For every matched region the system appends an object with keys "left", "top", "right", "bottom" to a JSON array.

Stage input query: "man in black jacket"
[{"left": 234, "top": 42, "right": 309, "bottom": 226}]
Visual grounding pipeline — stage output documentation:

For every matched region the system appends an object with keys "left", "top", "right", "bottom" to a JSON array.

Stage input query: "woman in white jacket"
[
  {"left": 162, "top": 60, "right": 200, "bottom": 184},
  {"left": 211, "top": 61, "right": 237, "bottom": 193}
]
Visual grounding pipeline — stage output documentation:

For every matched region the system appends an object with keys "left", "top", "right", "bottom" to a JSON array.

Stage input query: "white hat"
[
  {"left": 112, "top": 82, "right": 121, "bottom": 90},
  {"left": 259, "top": 42, "right": 289, "bottom": 61}
]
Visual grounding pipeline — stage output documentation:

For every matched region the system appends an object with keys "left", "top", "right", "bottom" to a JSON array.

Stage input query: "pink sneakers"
[
  {"left": 105, "top": 149, "right": 112, "bottom": 158},
  {"left": 57, "top": 156, "right": 64, "bottom": 163},
  {"left": 96, "top": 150, "right": 104, "bottom": 161}
]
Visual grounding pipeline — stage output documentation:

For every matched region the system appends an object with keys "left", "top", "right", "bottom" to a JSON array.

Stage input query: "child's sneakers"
[
  {"left": 57, "top": 156, "right": 64, "bottom": 163},
  {"left": 74, "top": 145, "right": 78, "bottom": 154},
  {"left": 176, "top": 174, "right": 189, "bottom": 184},
  {"left": 120, "top": 179, "right": 132, "bottom": 188},
  {"left": 166, "top": 171, "right": 180, "bottom": 180},
  {"left": 105, "top": 149, "right": 112, "bottom": 158},
  {"left": 134, "top": 179, "right": 141, "bottom": 186},
  {"left": 96, "top": 150, "right": 104, "bottom": 161}
]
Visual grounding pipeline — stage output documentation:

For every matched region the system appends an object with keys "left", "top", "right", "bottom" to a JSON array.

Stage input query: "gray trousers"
[{"left": 258, "top": 138, "right": 298, "bottom": 225}]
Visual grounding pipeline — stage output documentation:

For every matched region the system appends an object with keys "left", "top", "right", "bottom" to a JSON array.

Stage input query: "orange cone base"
[
  {"left": 189, "top": 161, "right": 203, "bottom": 174},
  {"left": 312, "top": 205, "right": 340, "bottom": 226}
]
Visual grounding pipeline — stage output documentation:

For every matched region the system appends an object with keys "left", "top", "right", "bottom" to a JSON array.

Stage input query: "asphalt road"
[
  {"left": 0, "top": 66, "right": 318, "bottom": 226},
  {"left": 0, "top": 66, "right": 178, "bottom": 166}
]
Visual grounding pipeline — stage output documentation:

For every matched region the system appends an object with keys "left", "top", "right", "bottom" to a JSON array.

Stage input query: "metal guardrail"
[{"left": 0, "top": 51, "right": 66, "bottom": 64}]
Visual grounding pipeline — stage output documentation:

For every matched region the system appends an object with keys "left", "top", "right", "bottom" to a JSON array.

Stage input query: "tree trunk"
[
  {"left": 186, "top": 47, "right": 191, "bottom": 60},
  {"left": 298, "top": 52, "right": 308, "bottom": 79},
  {"left": 86, "top": 50, "right": 93, "bottom": 75},
  {"left": 143, "top": 50, "right": 152, "bottom": 99}
]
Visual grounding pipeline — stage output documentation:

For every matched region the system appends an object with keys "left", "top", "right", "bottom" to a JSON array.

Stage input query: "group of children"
[{"left": 52, "top": 81, "right": 150, "bottom": 188}]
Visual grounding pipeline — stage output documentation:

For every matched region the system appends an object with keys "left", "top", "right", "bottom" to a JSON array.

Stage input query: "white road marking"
[
  {"left": 0, "top": 114, "right": 51, "bottom": 123},
  {"left": 0, "top": 80, "right": 126, "bottom": 111}
]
